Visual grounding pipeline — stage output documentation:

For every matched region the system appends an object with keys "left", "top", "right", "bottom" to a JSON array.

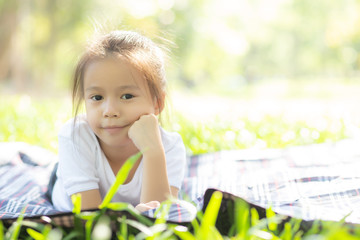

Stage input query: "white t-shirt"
[{"left": 52, "top": 117, "right": 186, "bottom": 212}]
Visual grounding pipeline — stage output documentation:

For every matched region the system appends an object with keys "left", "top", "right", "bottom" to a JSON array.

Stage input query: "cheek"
[
  {"left": 126, "top": 107, "right": 143, "bottom": 121},
  {"left": 127, "top": 104, "right": 155, "bottom": 120},
  {"left": 85, "top": 105, "right": 100, "bottom": 125},
  {"left": 86, "top": 114, "right": 97, "bottom": 129}
]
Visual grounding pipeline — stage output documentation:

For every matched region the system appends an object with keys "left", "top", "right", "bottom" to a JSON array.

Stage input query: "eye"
[
  {"left": 121, "top": 94, "right": 134, "bottom": 100},
  {"left": 91, "top": 95, "right": 103, "bottom": 101}
]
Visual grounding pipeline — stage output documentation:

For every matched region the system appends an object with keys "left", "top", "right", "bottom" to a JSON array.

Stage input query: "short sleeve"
[
  {"left": 58, "top": 118, "right": 100, "bottom": 196},
  {"left": 162, "top": 129, "right": 187, "bottom": 190}
]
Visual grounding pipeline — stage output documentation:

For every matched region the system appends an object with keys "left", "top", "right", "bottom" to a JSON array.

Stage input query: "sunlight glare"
[
  {"left": 159, "top": 10, "right": 175, "bottom": 25},
  {"left": 158, "top": 0, "right": 175, "bottom": 10},
  {"left": 215, "top": 26, "right": 249, "bottom": 56},
  {"left": 122, "top": 0, "right": 157, "bottom": 18}
]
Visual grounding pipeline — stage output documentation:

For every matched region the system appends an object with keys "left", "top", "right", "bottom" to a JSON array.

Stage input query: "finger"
[
  {"left": 136, "top": 204, "right": 153, "bottom": 212},
  {"left": 135, "top": 203, "right": 148, "bottom": 212},
  {"left": 135, "top": 201, "right": 160, "bottom": 212},
  {"left": 146, "top": 201, "right": 160, "bottom": 208}
]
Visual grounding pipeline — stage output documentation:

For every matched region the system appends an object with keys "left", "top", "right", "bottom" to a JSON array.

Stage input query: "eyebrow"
[{"left": 85, "top": 85, "right": 140, "bottom": 92}]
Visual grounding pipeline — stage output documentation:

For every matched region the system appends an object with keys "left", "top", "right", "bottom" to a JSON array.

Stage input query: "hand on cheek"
[{"left": 128, "top": 114, "right": 162, "bottom": 152}]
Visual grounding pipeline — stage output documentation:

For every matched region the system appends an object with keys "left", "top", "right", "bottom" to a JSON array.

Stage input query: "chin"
[{"left": 109, "top": 138, "right": 133, "bottom": 147}]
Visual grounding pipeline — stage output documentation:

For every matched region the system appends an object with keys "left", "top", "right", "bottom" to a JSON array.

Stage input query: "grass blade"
[
  {"left": 100, "top": 152, "right": 142, "bottom": 209},
  {"left": 26, "top": 228, "right": 44, "bottom": 240},
  {"left": 106, "top": 202, "right": 131, "bottom": 211},
  {"left": 198, "top": 191, "right": 223, "bottom": 239},
  {"left": 235, "top": 198, "right": 250, "bottom": 239},
  {"left": 125, "top": 205, "right": 154, "bottom": 226},
  {"left": 122, "top": 219, "right": 153, "bottom": 237},
  {"left": 0, "top": 221, "right": 4, "bottom": 239},
  {"left": 266, "top": 206, "right": 277, "bottom": 232},
  {"left": 71, "top": 193, "right": 82, "bottom": 214},
  {"left": 173, "top": 225, "right": 196, "bottom": 240},
  {"left": 62, "top": 231, "right": 83, "bottom": 240},
  {"left": 202, "top": 191, "right": 222, "bottom": 228},
  {"left": 119, "top": 215, "right": 128, "bottom": 240},
  {"left": 9, "top": 208, "right": 26, "bottom": 240}
]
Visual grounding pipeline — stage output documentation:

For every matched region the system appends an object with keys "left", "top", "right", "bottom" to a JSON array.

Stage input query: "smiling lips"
[{"left": 101, "top": 125, "right": 128, "bottom": 134}]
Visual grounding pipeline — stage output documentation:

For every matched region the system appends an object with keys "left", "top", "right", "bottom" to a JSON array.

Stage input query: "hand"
[
  {"left": 128, "top": 114, "right": 162, "bottom": 152},
  {"left": 135, "top": 201, "right": 160, "bottom": 212}
]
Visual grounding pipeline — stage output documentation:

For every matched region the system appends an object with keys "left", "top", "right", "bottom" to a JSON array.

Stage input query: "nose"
[{"left": 103, "top": 99, "right": 120, "bottom": 118}]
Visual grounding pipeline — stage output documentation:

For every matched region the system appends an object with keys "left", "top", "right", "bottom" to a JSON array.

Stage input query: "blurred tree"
[
  {"left": 0, "top": 1, "right": 21, "bottom": 88},
  {"left": 1, "top": 0, "right": 360, "bottom": 94},
  {"left": 0, "top": 0, "right": 95, "bottom": 93},
  {"left": 23, "top": 0, "right": 95, "bottom": 91},
  {"left": 239, "top": 0, "right": 360, "bottom": 81}
]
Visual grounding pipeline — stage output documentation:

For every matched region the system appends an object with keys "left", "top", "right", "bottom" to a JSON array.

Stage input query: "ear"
[{"left": 154, "top": 94, "right": 165, "bottom": 115}]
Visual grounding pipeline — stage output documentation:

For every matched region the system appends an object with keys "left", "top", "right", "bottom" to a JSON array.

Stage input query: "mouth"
[{"left": 101, "top": 125, "right": 128, "bottom": 134}]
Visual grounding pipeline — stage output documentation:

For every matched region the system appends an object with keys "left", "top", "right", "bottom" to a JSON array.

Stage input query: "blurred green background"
[{"left": 1, "top": 0, "right": 360, "bottom": 155}]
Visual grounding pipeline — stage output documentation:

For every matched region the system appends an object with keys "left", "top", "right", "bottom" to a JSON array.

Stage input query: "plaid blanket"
[
  {"left": 0, "top": 150, "right": 60, "bottom": 219},
  {"left": 0, "top": 143, "right": 196, "bottom": 223},
  {"left": 1, "top": 139, "right": 360, "bottom": 225},
  {"left": 182, "top": 138, "right": 360, "bottom": 224}
]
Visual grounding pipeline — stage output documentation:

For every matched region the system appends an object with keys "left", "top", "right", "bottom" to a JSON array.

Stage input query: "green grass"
[
  {"left": 167, "top": 113, "right": 349, "bottom": 155},
  {"left": 0, "top": 95, "right": 71, "bottom": 153},
  {"left": 0, "top": 94, "right": 359, "bottom": 239},
  {"left": 0, "top": 95, "right": 352, "bottom": 155}
]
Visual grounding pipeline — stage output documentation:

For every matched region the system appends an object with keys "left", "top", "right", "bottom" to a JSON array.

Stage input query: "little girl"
[{"left": 51, "top": 30, "right": 186, "bottom": 212}]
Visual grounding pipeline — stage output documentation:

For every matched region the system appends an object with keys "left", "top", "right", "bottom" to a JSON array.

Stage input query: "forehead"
[{"left": 83, "top": 57, "right": 147, "bottom": 90}]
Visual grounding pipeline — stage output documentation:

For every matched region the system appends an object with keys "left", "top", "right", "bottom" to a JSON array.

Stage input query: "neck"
[{"left": 99, "top": 140, "right": 140, "bottom": 165}]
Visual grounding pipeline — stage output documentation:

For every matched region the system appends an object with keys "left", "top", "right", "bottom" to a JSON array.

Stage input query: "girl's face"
[{"left": 83, "top": 57, "right": 160, "bottom": 149}]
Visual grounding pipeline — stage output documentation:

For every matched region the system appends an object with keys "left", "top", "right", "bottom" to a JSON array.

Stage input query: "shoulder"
[
  {"left": 160, "top": 127, "right": 185, "bottom": 152},
  {"left": 160, "top": 127, "right": 186, "bottom": 155},
  {"left": 57, "top": 116, "right": 101, "bottom": 189},
  {"left": 58, "top": 115, "right": 98, "bottom": 151},
  {"left": 159, "top": 127, "right": 187, "bottom": 188},
  {"left": 58, "top": 115, "right": 96, "bottom": 141}
]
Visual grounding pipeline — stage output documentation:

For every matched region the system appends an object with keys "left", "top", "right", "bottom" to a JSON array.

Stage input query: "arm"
[
  {"left": 141, "top": 146, "right": 171, "bottom": 203},
  {"left": 73, "top": 189, "right": 102, "bottom": 210},
  {"left": 128, "top": 114, "right": 173, "bottom": 203},
  {"left": 170, "top": 186, "right": 179, "bottom": 198}
]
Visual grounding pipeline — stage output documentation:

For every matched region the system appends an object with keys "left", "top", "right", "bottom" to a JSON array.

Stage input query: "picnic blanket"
[
  {"left": 1, "top": 139, "right": 360, "bottom": 225},
  {"left": 0, "top": 142, "right": 196, "bottom": 224},
  {"left": 0, "top": 142, "right": 59, "bottom": 219},
  {"left": 182, "top": 138, "right": 360, "bottom": 224}
]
